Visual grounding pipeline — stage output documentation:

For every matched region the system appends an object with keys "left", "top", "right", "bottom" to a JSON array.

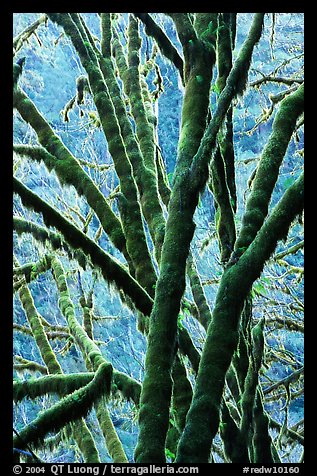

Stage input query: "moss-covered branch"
[
  {"left": 12, "top": 94, "right": 129, "bottom": 264},
  {"left": 95, "top": 402, "right": 128, "bottom": 462},
  {"left": 210, "top": 145, "right": 236, "bottom": 263},
  {"left": 13, "top": 14, "right": 47, "bottom": 55},
  {"left": 133, "top": 13, "right": 184, "bottom": 83},
  {"left": 47, "top": 13, "right": 157, "bottom": 295},
  {"left": 252, "top": 388, "right": 280, "bottom": 463},
  {"left": 171, "top": 354, "right": 193, "bottom": 433},
  {"left": 175, "top": 172, "right": 303, "bottom": 462},
  {"left": 220, "top": 401, "right": 249, "bottom": 463},
  {"left": 51, "top": 256, "right": 110, "bottom": 372},
  {"left": 232, "top": 83, "right": 304, "bottom": 258},
  {"left": 13, "top": 362, "right": 111, "bottom": 451},
  {"left": 189, "top": 13, "right": 265, "bottom": 190},
  {"left": 134, "top": 8, "right": 217, "bottom": 462},
  {"left": 13, "top": 177, "right": 153, "bottom": 316},
  {"left": 167, "top": 13, "right": 199, "bottom": 82},
  {"left": 186, "top": 254, "right": 212, "bottom": 330},
  {"left": 13, "top": 323, "right": 70, "bottom": 340},
  {"left": 14, "top": 356, "right": 48, "bottom": 376},
  {"left": 100, "top": 13, "right": 111, "bottom": 57},
  {"left": 239, "top": 319, "right": 275, "bottom": 462},
  {"left": 13, "top": 372, "right": 95, "bottom": 402},
  {"left": 14, "top": 367, "right": 142, "bottom": 409},
  {"left": 14, "top": 256, "right": 100, "bottom": 462},
  {"left": 112, "top": 28, "right": 166, "bottom": 262},
  {"left": 215, "top": 13, "right": 237, "bottom": 210},
  {"left": 275, "top": 240, "right": 304, "bottom": 260},
  {"left": 51, "top": 255, "right": 128, "bottom": 462},
  {"left": 97, "top": 16, "right": 166, "bottom": 263},
  {"left": 16, "top": 258, "right": 63, "bottom": 375},
  {"left": 263, "top": 367, "right": 304, "bottom": 395},
  {"left": 13, "top": 254, "right": 52, "bottom": 291}
]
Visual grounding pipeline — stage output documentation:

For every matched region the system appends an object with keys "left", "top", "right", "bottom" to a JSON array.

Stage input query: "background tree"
[{"left": 13, "top": 12, "right": 304, "bottom": 464}]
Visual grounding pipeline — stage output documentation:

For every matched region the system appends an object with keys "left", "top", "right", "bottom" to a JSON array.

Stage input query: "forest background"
[{"left": 12, "top": 11, "right": 304, "bottom": 465}]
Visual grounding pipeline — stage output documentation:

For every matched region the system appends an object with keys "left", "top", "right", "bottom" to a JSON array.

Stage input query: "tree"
[{"left": 13, "top": 13, "right": 304, "bottom": 464}]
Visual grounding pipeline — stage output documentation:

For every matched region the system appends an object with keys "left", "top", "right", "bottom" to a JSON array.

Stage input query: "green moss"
[
  {"left": 175, "top": 173, "right": 303, "bottom": 462},
  {"left": 95, "top": 402, "right": 128, "bottom": 462},
  {"left": 190, "top": 14, "right": 265, "bottom": 196},
  {"left": 12, "top": 93, "right": 128, "bottom": 261},
  {"left": 13, "top": 362, "right": 110, "bottom": 454},
  {"left": 17, "top": 270, "right": 62, "bottom": 375},
  {"left": 211, "top": 145, "right": 236, "bottom": 263},
  {"left": 234, "top": 84, "right": 304, "bottom": 256},
  {"left": 13, "top": 373, "right": 95, "bottom": 402},
  {"left": 220, "top": 402, "right": 249, "bottom": 462},
  {"left": 126, "top": 15, "right": 157, "bottom": 174},
  {"left": 252, "top": 390, "right": 277, "bottom": 463},
  {"left": 171, "top": 355, "right": 193, "bottom": 432},
  {"left": 48, "top": 13, "right": 158, "bottom": 294},
  {"left": 186, "top": 254, "right": 212, "bottom": 330},
  {"left": 135, "top": 21, "right": 215, "bottom": 459},
  {"left": 194, "top": 13, "right": 218, "bottom": 47},
  {"left": 14, "top": 177, "right": 153, "bottom": 316},
  {"left": 111, "top": 29, "right": 166, "bottom": 263},
  {"left": 134, "top": 13, "right": 184, "bottom": 83}
]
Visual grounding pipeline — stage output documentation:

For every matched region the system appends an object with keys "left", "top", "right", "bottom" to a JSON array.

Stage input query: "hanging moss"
[
  {"left": 14, "top": 359, "right": 48, "bottom": 376},
  {"left": 133, "top": 13, "right": 184, "bottom": 83},
  {"left": 48, "top": 13, "right": 157, "bottom": 296},
  {"left": 111, "top": 30, "right": 166, "bottom": 262},
  {"left": 13, "top": 215, "right": 90, "bottom": 271},
  {"left": 12, "top": 91, "right": 128, "bottom": 262},
  {"left": 70, "top": 419, "right": 101, "bottom": 463},
  {"left": 13, "top": 362, "right": 111, "bottom": 451},
  {"left": 14, "top": 254, "right": 52, "bottom": 288},
  {"left": 13, "top": 372, "right": 95, "bottom": 402},
  {"left": 111, "top": 370, "right": 141, "bottom": 405},
  {"left": 14, "top": 216, "right": 67, "bottom": 252},
  {"left": 13, "top": 177, "right": 153, "bottom": 316}
]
